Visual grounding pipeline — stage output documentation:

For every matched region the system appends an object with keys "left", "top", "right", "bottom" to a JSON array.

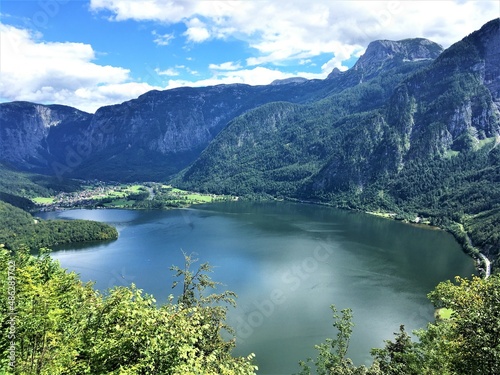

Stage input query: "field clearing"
[
  {"left": 125, "top": 185, "right": 144, "bottom": 193},
  {"left": 32, "top": 197, "right": 55, "bottom": 204},
  {"left": 30, "top": 183, "right": 232, "bottom": 210},
  {"left": 185, "top": 193, "right": 213, "bottom": 203}
]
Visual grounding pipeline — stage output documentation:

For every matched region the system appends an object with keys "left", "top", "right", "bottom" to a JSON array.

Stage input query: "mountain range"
[
  {"left": 0, "top": 34, "right": 444, "bottom": 181},
  {"left": 1, "top": 18, "right": 499, "bottom": 269}
]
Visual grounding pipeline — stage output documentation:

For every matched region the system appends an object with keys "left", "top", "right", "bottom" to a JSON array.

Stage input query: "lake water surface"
[{"left": 37, "top": 201, "right": 476, "bottom": 374}]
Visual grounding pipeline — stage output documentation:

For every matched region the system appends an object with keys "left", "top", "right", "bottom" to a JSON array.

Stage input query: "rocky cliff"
[
  {"left": 351, "top": 38, "right": 442, "bottom": 81},
  {"left": 0, "top": 102, "right": 91, "bottom": 169},
  {"left": 387, "top": 18, "right": 500, "bottom": 160},
  {"left": 308, "top": 19, "right": 500, "bottom": 193},
  {"left": 327, "top": 38, "right": 443, "bottom": 83}
]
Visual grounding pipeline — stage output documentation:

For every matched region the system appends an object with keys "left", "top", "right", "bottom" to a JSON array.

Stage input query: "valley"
[
  {"left": 1, "top": 16, "right": 499, "bottom": 375},
  {"left": 2, "top": 20, "right": 498, "bottom": 270}
]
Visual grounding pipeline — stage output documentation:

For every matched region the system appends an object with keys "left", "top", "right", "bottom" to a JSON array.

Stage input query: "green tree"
[
  {"left": 0, "top": 249, "right": 257, "bottom": 375},
  {"left": 297, "top": 305, "right": 381, "bottom": 375},
  {"left": 371, "top": 325, "right": 420, "bottom": 375},
  {"left": 170, "top": 252, "right": 236, "bottom": 309},
  {"left": 297, "top": 275, "right": 500, "bottom": 375},
  {"left": 424, "top": 275, "right": 500, "bottom": 375}
]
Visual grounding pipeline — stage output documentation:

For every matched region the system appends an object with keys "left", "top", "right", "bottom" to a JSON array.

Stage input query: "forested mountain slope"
[
  {"left": 176, "top": 19, "right": 500, "bottom": 268},
  {"left": 0, "top": 39, "right": 442, "bottom": 181}
]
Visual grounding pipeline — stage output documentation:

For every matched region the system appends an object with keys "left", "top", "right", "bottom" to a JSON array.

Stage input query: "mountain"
[
  {"left": 0, "top": 102, "right": 92, "bottom": 170},
  {"left": 0, "top": 37, "right": 442, "bottom": 181},
  {"left": 348, "top": 38, "right": 443, "bottom": 80},
  {"left": 177, "top": 19, "right": 499, "bottom": 193},
  {"left": 174, "top": 36, "right": 453, "bottom": 196},
  {"left": 176, "top": 19, "right": 500, "bottom": 268},
  {"left": 68, "top": 84, "right": 324, "bottom": 181},
  {"left": 310, "top": 18, "right": 500, "bottom": 193},
  {"left": 271, "top": 77, "right": 309, "bottom": 85},
  {"left": 0, "top": 85, "right": 317, "bottom": 181},
  {"left": 0, "top": 86, "right": 306, "bottom": 180},
  {"left": 0, "top": 81, "right": 352, "bottom": 181},
  {"left": 1, "top": 19, "right": 499, "bottom": 267}
]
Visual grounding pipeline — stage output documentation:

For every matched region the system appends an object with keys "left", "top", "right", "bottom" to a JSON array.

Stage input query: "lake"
[{"left": 37, "top": 201, "right": 476, "bottom": 374}]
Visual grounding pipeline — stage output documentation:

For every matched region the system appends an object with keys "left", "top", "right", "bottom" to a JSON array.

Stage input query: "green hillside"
[
  {"left": 0, "top": 163, "right": 81, "bottom": 198},
  {"left": 0, "top": 200, "right": 117, "bottom": 251},
  {"left": 176, "top": 19, "right": 500, "bottom": 270}
]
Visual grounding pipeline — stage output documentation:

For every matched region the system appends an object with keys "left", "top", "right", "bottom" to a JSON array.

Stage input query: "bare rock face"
[
  {"left": 348, "top": 38, "right": 443, "bottom": 82},
  {"left": 86, "top": 86, "right": 253, "bottom": 155},
  {"left": 476, "top": 19, "right": 500, "bottom": 107},
  {"left": 0, "top": 102, "right": 91, "bottom": 168},
  {"left": 386, "top": 18, "right": 500, "bottom": 159},
  {"left": 324, "top": 38, "right": 443, "bottom": 88}
]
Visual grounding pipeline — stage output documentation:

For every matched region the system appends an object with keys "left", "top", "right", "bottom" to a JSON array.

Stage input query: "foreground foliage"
[
  {"left": 299, "top": 275, "right": 500, "bottom": 375},
  {"left": 2, "top": 246, "right": 499, "bottom": 374},
  {"left": 0, "top": 250, "right": 256, "bottom": 375}
]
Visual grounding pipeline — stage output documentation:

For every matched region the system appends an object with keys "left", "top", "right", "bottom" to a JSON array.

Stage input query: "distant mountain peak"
[
  {"left": 339, "top": 38, "right": 443, "bottom": 82},
  {"left": 357, "top": 38, "right": 443, "bottom": 65},
  {"left": 270, "top": 77, "right": 308, "bottom": 85},
  {"left": 326, "top": 67, "right": 342, "bottom": 80}
]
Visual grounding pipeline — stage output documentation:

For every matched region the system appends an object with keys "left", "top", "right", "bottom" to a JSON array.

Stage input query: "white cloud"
[
  {"left": 0, "top": 24, "right": 161, "bottom": 113},
  {"left": 155, "top": 67, "right": 179, "bottom": 76},
  {"left": 90, "top": 0, "right": 197, "bottom": 23},
  {"left": 184, "top": 18, "right": 210, "bottom": 42},
  {"left": 90, "top": 0, "right": 498, "bottom": 71},
  {"left": 209, "top": 61, "right": 242, "bottom": 71},
  {"left": 152, "top": 30, "right": 174, "bottom": 46}
]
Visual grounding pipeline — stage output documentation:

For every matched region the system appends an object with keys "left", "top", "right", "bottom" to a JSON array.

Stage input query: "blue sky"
[{"left": 0, "top": 0, "right": 498, "bottom": 113}]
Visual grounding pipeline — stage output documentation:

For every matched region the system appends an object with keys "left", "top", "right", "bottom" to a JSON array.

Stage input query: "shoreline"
[
  {"left": 32, "top": 189, "right": 493, "bottom": 276},
  {"left": 286, "top": 196, "right": 491, "bottom": 276}
]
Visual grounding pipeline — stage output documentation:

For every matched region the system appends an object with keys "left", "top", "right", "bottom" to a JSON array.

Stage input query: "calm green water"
[{"left": 37, "top": 201, "right": 475, "bottom": 374}]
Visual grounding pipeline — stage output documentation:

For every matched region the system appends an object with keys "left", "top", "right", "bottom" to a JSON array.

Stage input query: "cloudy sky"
[{"left": 0, "top": 1, "right": 498, "bottom": 113}]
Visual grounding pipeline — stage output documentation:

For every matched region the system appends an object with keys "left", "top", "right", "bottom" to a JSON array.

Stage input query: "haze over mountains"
[{"left": 1, "top": 18, "right": 499, "bottom": 267}]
